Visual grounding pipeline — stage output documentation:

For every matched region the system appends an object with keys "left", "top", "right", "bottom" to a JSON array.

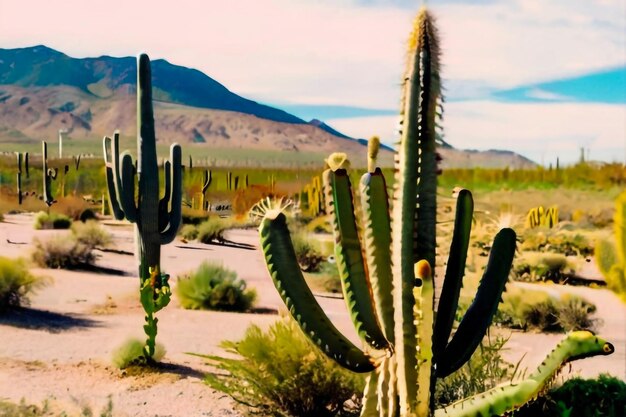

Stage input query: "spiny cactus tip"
[
  {"left": 326, "top": 152, "right": 350, "bottom": 172},
  {"left": 415, "top": 260, "right": 432, "bottom": 280},
  {"left": 368, "top": 136, "right": 380, "bottom": 160}
]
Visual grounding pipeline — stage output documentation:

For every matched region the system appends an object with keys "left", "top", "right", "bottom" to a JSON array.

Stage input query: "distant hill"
[{"left": 0, "top": 45, "right": 536, "bottom": 168}]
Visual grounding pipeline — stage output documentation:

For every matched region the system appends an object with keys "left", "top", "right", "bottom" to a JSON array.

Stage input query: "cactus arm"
[
  {"left": 360, "top": 168, "right": 395, "bottom": 342},
  {"left": 259, "top": 211, "right": 375, "bottom": 373},
  {"left": 119, "top": 152, "right": 138, "bottom": 222},
  {"left": 415, "top": 260, "right": 434, "bottom": 416},
  {"left": 434, "top": 331, "right": 614, "bottom": 417},
  {"left": 159, "top": 160, "right": 171, "bottom": 232},
  {"left": 325, "top": 168, "right": 389, "bottom": 350},
  {"left": 159, "top": 144, "right": 182, "bottom": 244},
  {"left": 433, "top": 189, "right": 473, "bottom": 359},
  {"left": 392, "top": 10, "right": 439, "bottom": 413},
  {"left": 436, "top": 228, "right": 516, "bottom": 378},
  {"left": 103, "top": 136, "right": 125, "bottom": 220}
]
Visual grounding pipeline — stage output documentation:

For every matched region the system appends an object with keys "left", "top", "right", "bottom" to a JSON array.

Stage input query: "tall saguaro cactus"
[
  {"left": 256, "top": 9, "right": 614, "bottom": 417},
  {"left": 42, "top": 141, "right": 57, "bottom": 207},
  {"left": 103, "top": 53, "right": 182, "bottom": 361}
]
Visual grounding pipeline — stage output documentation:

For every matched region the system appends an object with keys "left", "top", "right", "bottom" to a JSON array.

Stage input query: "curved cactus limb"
[
  {"left": 258, "top": 208, "right": 375, "bottom": 373},
  {"left": 435, "top": 331, "right": 614, "bottom": 417},
  {"left": 325, "top": 167, "right": 389, "bottom": 351}
]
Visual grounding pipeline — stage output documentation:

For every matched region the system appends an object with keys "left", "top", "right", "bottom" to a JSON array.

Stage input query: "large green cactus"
[
  {"left": 103, "top": 53, "right": 182, "bottom": 362},
  {"left": 256, "top": 9, "right": 614, "bottom": 417}
]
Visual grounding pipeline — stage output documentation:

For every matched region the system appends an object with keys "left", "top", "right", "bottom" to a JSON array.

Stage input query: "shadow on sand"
[{"left": 0, "top": 307, "right": 101, "bottom": 333}]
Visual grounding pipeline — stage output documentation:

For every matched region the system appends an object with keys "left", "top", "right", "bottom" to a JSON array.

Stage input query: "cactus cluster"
[
  {"left": 256, "top": 9, "right": 614, "bottom": 417},
  {"left": 103, "top": 53, "right": 182, "bottom": 361},
  {"left": 300, "top": 175, "right": 324, "bottom": 217},
  {"left": 526, "top": 205, "right": 559, "bottom": 228}
]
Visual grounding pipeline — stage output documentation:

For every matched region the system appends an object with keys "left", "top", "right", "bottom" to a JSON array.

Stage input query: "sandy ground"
[{"left": 0, "top": 213, "right": 624, "bottom": 416}]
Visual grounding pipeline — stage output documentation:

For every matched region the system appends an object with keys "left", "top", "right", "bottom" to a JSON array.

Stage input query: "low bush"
[
  {"left": 513, "top": 252, "right": 578, "bottom": 284},
  {"left": 521, "top": 230, "right": 593, "bottom": 257},
  {"left": 71, "top": 220, "right": 111, "bottom": 249},
  {"left": 181, "top": 207, "right": 210, "bottom": 225},
  {"left": 111, "top": 338, "right": 166, "bottom": 369},
  {"left": 0, "top": 257, "right": 44, "bottom": 312},
  {"left": 196, "top": 317, "right": 365, "bottom": 417},
  {"left": 292, "top": 232, "right": 325, "bottom": 273},
  {"left": 197, "top": 217, "right": 232, "bottom": 244},
  {"left": 32, "top": 235, "right": 94, "bottom": 269},
  {"left": 495, "top": 288, "right": 597, "bottom": 332},
  {"left": 33, "top": 211, "right": 72, "bottom": 230},
  {"left": 176, "top": 262, "right": 256, "bottom": 311},
  {"left": 304, "top": 261, "right": 342, "bottom": 294},
  {"left": 514, "top": 374, "right": 626, "bottom": 417},
  {"left": 179, "top": 224, "right": 199, "bottom": 241}
]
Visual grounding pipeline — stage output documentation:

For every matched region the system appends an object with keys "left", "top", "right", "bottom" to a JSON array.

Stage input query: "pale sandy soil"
[{"left": 0, "top": 213, "right": 623, "bottom": 416}]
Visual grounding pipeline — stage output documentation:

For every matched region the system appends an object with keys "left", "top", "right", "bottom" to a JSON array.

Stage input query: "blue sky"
[{"left": 0, "top": 0, "right": 624, "bottom": 164}]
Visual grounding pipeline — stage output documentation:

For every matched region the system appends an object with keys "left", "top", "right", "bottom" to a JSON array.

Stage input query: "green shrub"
[
  {"left": 32, "top": 235, "right": 94, "bottom": 269},
  {"left": 196, "top": 317, "right": 365, "bottom": 417},
  {"left": 0, "top": 257, "right": 44, "bottom": 312},
  {"left": 197, "top": 217, "right": 232, "bottom": 244},
  {"left": 181, "top": 207, "right": 210, "bottom": 225},
  {"left": 292, "top": 232, "right": 325, "bottom": 273},
  {"left": 71, "top": 220, "right": 111, "bottom": 249},
  {"left": 514, "top": 374, "right": 626, "bottom": 417},
  {"left": 495, "top": 288, "right": 597, "bottom": 332},
  {"left": 176, "top": 262, "right": 256, "bottom": 311},
  {"left": 304, "top": 261, "right": 342, "bottom": 294},
  {"left": 111, "top": 338, "right": 165, "bottom": 369},
  {"left": 34, "top": 211, "right": 72, "bottom": 230},
  {"left": 521, "top": 231, "right": 593, "bottom": 257},
  {"left": 435, "top": 334, "right": 522, "bottom": 407},
  {"left": 513, "top": 252, "right": 577, "bottom": 283},
  {"left": 179, "top": 224, "right": 199, "bottom": 241}
]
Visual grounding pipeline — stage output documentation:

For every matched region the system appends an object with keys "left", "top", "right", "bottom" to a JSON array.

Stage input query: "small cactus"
[{"left": 42, "top": 141, "right": 57, "bottom": 207}]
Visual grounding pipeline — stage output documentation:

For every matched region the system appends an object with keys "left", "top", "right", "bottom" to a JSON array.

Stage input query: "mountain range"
[{"left": 0, "top": 45, "right": 535, "bottom": 168}]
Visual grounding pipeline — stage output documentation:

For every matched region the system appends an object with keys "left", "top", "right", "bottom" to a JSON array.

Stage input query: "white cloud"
[{"left": 327, "top": 101, "right": 626, "bottom": 165}]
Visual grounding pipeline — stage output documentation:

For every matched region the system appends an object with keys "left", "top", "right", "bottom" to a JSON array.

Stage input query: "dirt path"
[{"left": 0, "top": 213, "right": 623, "bottom": 416}]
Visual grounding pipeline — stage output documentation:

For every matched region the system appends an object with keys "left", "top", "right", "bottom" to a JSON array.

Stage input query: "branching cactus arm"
[
  {"left": 434, "top": 331, "right": 615, "bottom": 417},
  {"left": 257, "top": 201, "right": 375, "bottom": 373}
]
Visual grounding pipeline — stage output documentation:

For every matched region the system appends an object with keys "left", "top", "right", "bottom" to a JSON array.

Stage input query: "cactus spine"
[
  {"left": 42, "top": 141, "right": 57, "bottom": 207},
  {"left": 256, "top": 9, "right": 613, "bottom": 417},
  {"left": 103, "top": 54, "right": 182, "bottom": 362}
]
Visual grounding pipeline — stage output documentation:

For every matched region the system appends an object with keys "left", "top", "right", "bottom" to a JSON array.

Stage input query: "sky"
[{"left": 0, "top": 0, "right": 624, "bottom": 165}]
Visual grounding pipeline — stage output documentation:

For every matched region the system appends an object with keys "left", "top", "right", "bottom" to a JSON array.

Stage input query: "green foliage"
[
  {"left": 111, "top": 337, "right": 165, "bottom": 369},
  {"left": 181, "top": 207, "right": 210, "bottom": 225},
  {"left": 197, "top": 217, "right": 232, "bottom": 244},
  {"left": 179, "top": 224, "right": 199, "bottom": 240},
  {"left": 34, "top": 211, "right": 72, "bottom": 230},
  {"left": 513, "top": 374, "right": 626, "bottom": 417},
  {"left": 435, "top": 335, "right": 522, "bottom": 407},
  {"left": 494, "top": 287, "right": 597, "bottom": 332},
  {"left": 513, "top": 252, "right": 577, "bottom": 284},
  {"left": 521, "top": 230, "right": 593, "bottom": 257},
  {"left": 0, "top": 397, "right": 114, "bottom": 417},
  {"left": 0, "top": 257, "right": 44, "bottom": 312},
  {"left": 71, "top": 220, "right": 111, "bottom": 249},
  {"left": 32, "top": 235, "right": 94, "bottom": 269},
  {"left": 292, "top": 232, "right": 325, "bottom": 273},
  {"left": 176, "top": 262, "right": 256, "bottom": 311},
  {"left": 594, "top": 191, "right": 626, "bottom": 301},
  {"left": 196, "top": 317, "right": 365, "bottom": 417}
]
